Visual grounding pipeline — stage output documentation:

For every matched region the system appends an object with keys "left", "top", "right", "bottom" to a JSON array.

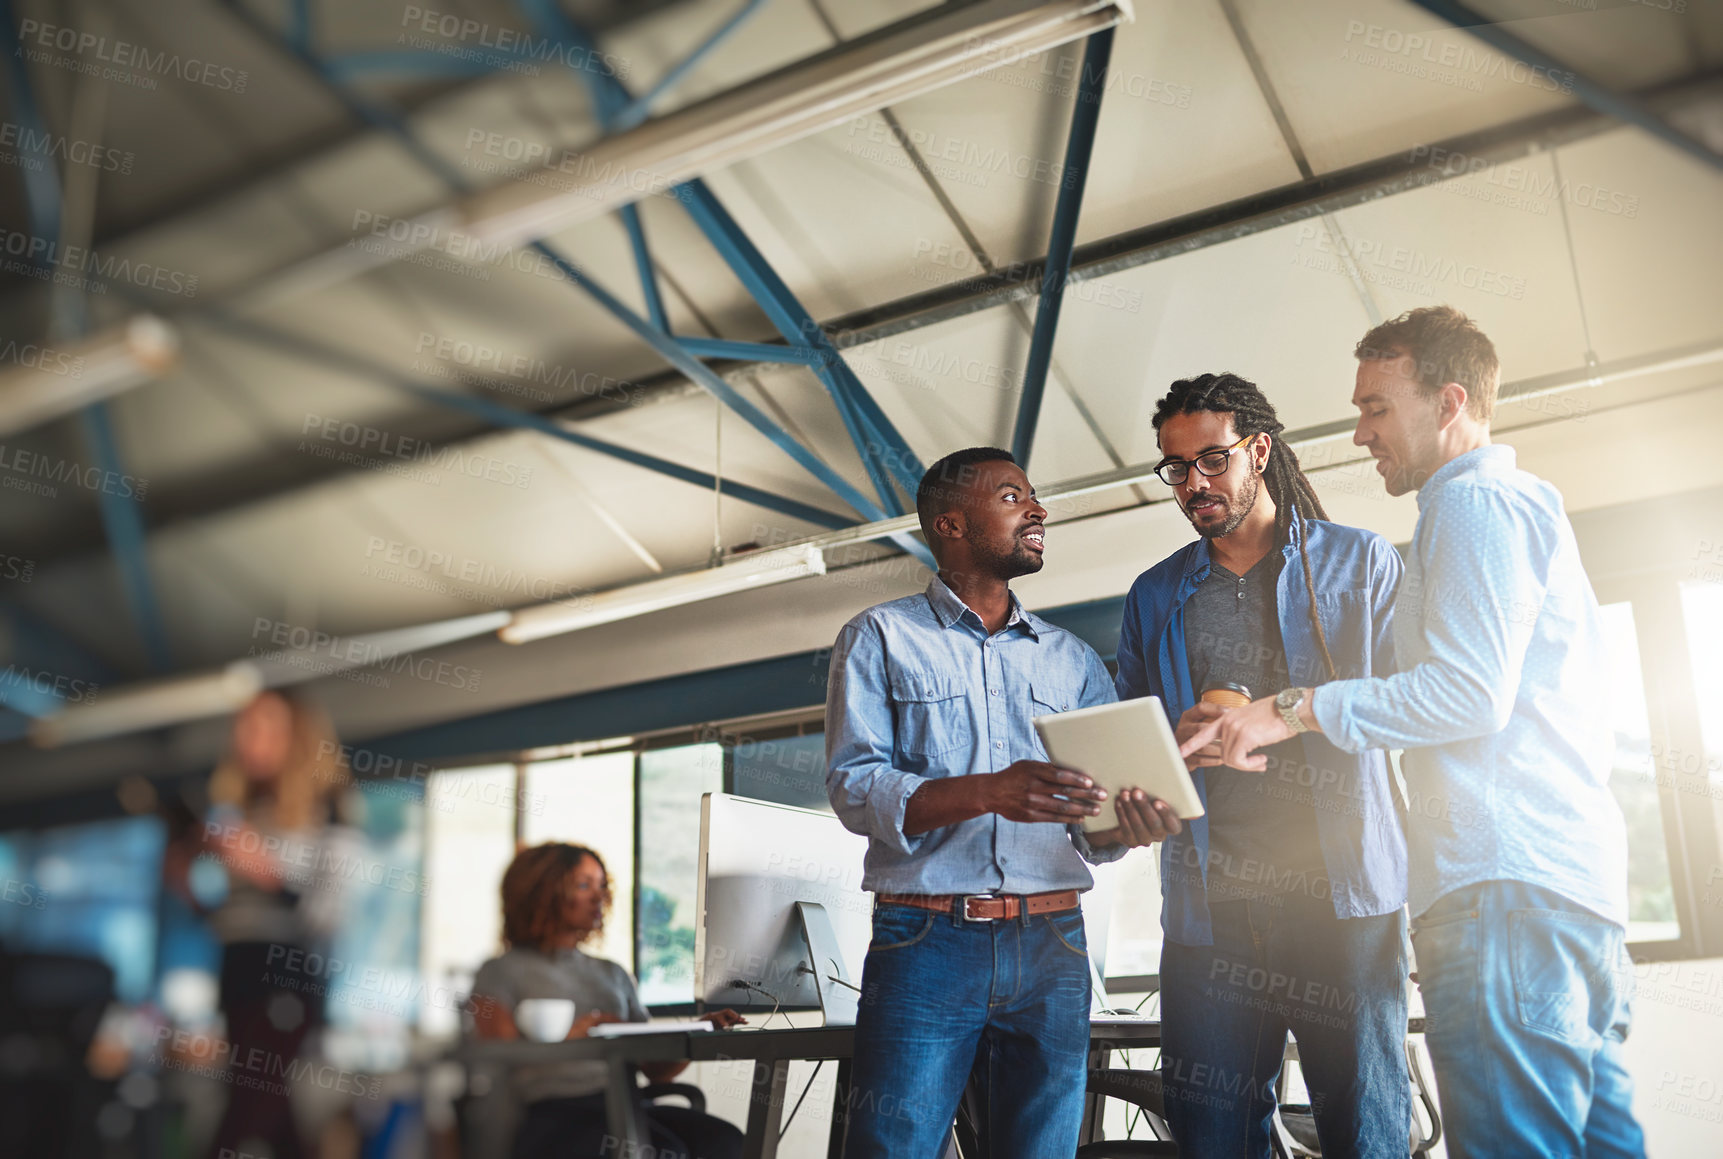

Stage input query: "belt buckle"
[{"left": 962, "top": 894, "right": 999, "bottom": 922}]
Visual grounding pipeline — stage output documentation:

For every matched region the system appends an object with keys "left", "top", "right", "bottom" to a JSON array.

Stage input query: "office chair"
[
  {"left": 0, "top": 948, "right": 117, "bottom": 1159},
  {"left": 453, "top": 1045, "right": 713, "bottom": 1154},
  {"left": 638, "top": 1081, "right": 707, "bottom": 1112},
  {"left": 1076, "top": 975, "right": 1177, "bottom": 1158},
  {"left": 1076, "top": 1067, "right": 1179, "bottom": 1157},
  {"left": 1269, "top": 1032, "right": 1443, "bottom": 1158}
]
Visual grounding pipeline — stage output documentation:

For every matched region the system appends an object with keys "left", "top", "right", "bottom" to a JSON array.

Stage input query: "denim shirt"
[
  {"left": 825, "top": 577, "right": 1127, "bottom": 895},
  {"left": 1313, "top": 446, "right": 1628, "bottom": 925},
  {"left": 1115, "top": 518, "right": 1407, "bottom": 946}
]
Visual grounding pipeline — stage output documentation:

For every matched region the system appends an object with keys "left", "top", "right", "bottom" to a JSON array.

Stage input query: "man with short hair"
[
  {"left": 1185, "top": 307, "right": 1645, "bottom": 1157},
  {"left": 1114, "top": 373, "right": 1410, "bottom": 1158},
  {"left": 826, "top": 446, "right": 1167, "bottom": 1158}
]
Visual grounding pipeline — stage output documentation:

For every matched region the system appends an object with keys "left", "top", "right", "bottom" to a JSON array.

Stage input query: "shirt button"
[
  {"left": 990, "top": 689, "right": 999, "bottom": 696},
  {"left": 995, "top": 741, "right": 1004, "bottom": 749}
]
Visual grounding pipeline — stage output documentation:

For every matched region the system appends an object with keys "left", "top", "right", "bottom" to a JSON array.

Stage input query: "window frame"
[{"left": 1592, "top": 570, "right": 1723, "bottom": 961}]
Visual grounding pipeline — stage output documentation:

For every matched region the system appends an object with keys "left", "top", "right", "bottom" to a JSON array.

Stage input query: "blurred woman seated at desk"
[{"left": 471, "top": 842, "right": 745, "bottom": 1159}]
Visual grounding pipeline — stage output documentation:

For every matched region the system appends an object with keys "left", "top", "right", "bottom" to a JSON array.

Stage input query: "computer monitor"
[{"left": 693, "top": 793, "right": 872, "bottom": 1024}]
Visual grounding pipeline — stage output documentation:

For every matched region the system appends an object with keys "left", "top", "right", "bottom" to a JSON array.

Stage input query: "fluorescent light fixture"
[
  {"left": 236, "top": 0, "right": 1130, "bottom": 305},
  {"left": 460, "top": 0, "right": 1130, "bottom": 248},
  {"left": 243, "top": 611, "right": 511, "bottom": 687},
  {"left": 31, "top": 662, "right": 262, "bottom": 749},
  {"left": 66, "top": 1, "right": 1130, "bottom": 401},
  {"left": 500, "top": 544, "right": 826, "bottom": 644},
  {"left": 0, "top": 315, "right": 178, "bottom": 437},
  {"left": 31, "top": 612, "right": 512, "bottom": 748}
]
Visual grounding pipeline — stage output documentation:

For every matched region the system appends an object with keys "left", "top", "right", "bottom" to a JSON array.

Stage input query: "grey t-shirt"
[
  {"left": 471, "top": 946, "right": 649, "bottom": 1102},
  {"left": 1183, "top": 552, "right": 1327, "bottom": 903}
]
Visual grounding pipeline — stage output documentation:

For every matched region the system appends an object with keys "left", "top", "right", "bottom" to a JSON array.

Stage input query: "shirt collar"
[
  {"left": 1417, "top": 444, "right": 1513, "bottom": 509},
  {"left": 1178, "top": 514, "right": 1305, "bottom": 576},
  {"left": 924, "top": 575, "right": 1042, "bottom": 639}
]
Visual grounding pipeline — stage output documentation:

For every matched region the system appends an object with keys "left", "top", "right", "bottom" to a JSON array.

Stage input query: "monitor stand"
[{"left": 795, "top": 901, "right": 859, "bottom": 1025}]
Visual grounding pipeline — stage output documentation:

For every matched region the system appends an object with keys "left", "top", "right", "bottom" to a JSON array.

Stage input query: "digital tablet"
[{"left": 1032, "top": 696, "right": 1205, "bottom": 832}]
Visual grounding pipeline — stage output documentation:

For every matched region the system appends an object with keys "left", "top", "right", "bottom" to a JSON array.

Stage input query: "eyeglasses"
[{"left": 1154, "top": 434, "right": 1255, "bottom": 487}]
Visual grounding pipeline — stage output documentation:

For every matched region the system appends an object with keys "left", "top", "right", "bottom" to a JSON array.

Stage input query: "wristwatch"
[{"left": 1275, "top": 687, "right": 1311, "bottom": 734}]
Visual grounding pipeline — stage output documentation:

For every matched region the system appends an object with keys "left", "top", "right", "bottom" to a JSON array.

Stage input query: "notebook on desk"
[{"left": 588, "top": 1020, "right": 715, "bottom": 1038}]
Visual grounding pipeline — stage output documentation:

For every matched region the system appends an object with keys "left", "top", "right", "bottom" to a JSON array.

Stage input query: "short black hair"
[{"left": 915, "top": 447, "right": 1017, "bottom": 541}]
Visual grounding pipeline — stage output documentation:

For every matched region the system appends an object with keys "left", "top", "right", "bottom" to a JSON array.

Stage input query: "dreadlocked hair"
[{"left": 1153, "top": 372, "right": 1337, "bottom": 683}]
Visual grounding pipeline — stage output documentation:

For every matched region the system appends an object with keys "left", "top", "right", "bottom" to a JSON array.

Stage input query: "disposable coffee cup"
[
  {"left": 1200, "top": 683, "right": 1252, "bottom": 710},
  {"left": 515, "top": 998, "right": 577, "bottom": 1042}
]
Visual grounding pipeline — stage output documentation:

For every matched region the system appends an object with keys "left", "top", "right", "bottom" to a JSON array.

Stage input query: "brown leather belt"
[{"left": 876, "top": 889, "right": 1081, "bottom": 922}]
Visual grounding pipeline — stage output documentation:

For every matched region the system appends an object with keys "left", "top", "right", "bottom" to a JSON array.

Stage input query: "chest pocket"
[
  {"left": 1029, "top": 682, "right": 1079, "bottom": 715},
  {"left": 891, "top": 674, "right": 975, "bottom": 758},
  {"left": 1028, "top": 682, "right": 1080, "bottom": 758}
]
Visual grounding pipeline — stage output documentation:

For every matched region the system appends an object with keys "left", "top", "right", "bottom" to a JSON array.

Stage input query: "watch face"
[{"left": 1276, "top": 688, "right": 1299, "bottom": 709}]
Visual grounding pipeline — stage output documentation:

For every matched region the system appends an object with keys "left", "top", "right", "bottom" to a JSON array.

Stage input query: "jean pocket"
[
  {"left": 1047, "top": 909, "right": 1088, "bottom": 958},
  {"left": 1412, "top": 885, "right": 1482, "bottom": 932},
  {"left": 1509, "top": 908, "right": 1616, "bottom": 1047},
  {"left": 869, "top": 905, "right": 937, "bottom": 951}
]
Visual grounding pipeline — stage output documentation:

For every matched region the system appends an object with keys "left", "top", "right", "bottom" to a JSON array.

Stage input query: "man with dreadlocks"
[
  {"left": 1187, "top": 308, "right": 1643, "bottom": 1158},
  {"left": 1114, "top": 373, "right": 1410, "bottom": 1157}
]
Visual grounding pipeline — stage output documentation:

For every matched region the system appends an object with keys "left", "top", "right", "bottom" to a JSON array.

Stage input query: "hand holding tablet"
[{"left": 1032, "top": 697, "right": 1206, "bottom": 834}]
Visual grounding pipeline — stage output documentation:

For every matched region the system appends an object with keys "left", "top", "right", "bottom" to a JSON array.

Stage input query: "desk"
[{"left": 463, "top": 1020, "right": 1161, "bottom": 1159}]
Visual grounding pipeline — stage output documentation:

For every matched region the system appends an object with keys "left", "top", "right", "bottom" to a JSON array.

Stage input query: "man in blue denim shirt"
[
  {"left": 827, "top": 447, "right": 1166, "bottom": 1159},
  {"left": 1189, "top": 308, "right": 1644, "bottom": 1157},
  {"left": 1116, "top": 374, "right": 1409, "bottom": 1158}
]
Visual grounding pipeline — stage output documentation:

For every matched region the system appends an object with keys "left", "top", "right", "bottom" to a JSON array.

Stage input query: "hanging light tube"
[
  {"left": 499, "top": 544, "right": 826, "bottom": 644},
  {"left": 448, "top": 0, "right": 1131, "bottom": 247},
  {"left": 0, "top": 315, "right": 178, "bottom": 437}
]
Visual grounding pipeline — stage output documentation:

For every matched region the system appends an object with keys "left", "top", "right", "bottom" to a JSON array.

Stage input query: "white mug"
[{"left": 515, "top": 998, "right": 577, "bottom": 1042}]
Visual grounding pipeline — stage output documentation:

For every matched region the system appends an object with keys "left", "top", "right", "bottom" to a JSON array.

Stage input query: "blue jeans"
[
  {"left": 1160, "top": 889, "right": 1410, "bottom": 1158},
  {"left": 844, "top": 900, "right": 1092, "bottom": 1159},
  {"left": 1411, "top": 880, "right": 1645, "bottom": 1158}
]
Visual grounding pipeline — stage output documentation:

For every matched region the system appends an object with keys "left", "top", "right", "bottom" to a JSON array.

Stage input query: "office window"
[
  {"left": 1599, "top": 602, "right": 1679, "bottom": 944},
  {"left": 1680, "top": 580, "right": 1723, "bottom": 760},
  {"left": 636, "top": 743, "right": 722, "bottom": 1006},
  {"left": 322, "top": 781, "right": 426, "bottom": 1072},
  {"left": 733, "top": 732, "right": 830, "bottom": 811},
  {"left": 0, "top": 817, "right": 164, "bottom": 1003},
  {"left": 1101, "top": 848, "right": 1163, "bottom": 981},
  {"left": 522, "top": 753, "right": 636, "bottom": 970},
  {"left": 420, "top": 764, "right": 516, "bottom": 1037}
]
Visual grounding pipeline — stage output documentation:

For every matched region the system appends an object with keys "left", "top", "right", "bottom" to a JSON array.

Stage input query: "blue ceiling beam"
[
  {"left": 80, "top": 404, "right": 174, "bottom": 672},
  {"left": 206, "top": 309, "right": 854, "bottom": 531},
  {"left": 0, "top": 601, "right": 119, "bottom": 718},
  {"left": 220, "top": 1, "right": 907, "bottom": 540},
  {"left": 0, "top": 0, "right": 62, "bottom": 271},
  {"left": 515, "top": 1, "right": 932, "bottom": 540},
  {"left": 676, "top": 179, "right": 924, "bottom": 508},
  {"left": 2, "top": 0, "right": 170, "bottom": 672},
  {"left": 619, "top": 202, "right": 670, "bottom": 331},
  {"left": 1405, "top": 0, "right": 1723, "bottom": 174},
  {"left": 1011, "top": 26, "right": 1113, "bottom": 468},
  {"left": 324, "top": 50, "right": 506, "bottom": 79},
  {"left": 672, "top": 336, "right": 824, "bottom": 365},
  {"left": 609, "top": 0, "right": 771, "bottom": 132}
]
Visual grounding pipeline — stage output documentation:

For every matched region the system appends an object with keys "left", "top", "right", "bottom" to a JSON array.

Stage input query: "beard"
[
  {"left": 1186, "top": 467, "right": 1260, "bottom": 539},
  {"left": 973, "top": 528, "right": 1045, "bottom": 580}
]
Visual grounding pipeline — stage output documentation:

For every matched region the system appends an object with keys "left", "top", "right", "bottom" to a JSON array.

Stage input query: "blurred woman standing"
[{"left": 166, "top": 690, "right": 357, "bottom": 1159}]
